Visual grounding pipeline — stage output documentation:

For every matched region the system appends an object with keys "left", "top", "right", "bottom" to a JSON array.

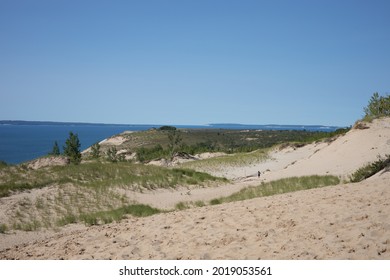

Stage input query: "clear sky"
[{"left": 1, "top": 0, "right": 389, "bottom": 126}]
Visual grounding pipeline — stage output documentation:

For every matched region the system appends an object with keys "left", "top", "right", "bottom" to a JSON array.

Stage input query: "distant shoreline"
[{"left": 0, "top": 120, "right": 344, "bottom": 131}]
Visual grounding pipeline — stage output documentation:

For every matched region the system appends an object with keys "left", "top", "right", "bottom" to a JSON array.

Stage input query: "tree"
[
  {"left": 167, "top": 130, "right": 182, "bottom": 160},
  {"left": 364, "top": 92, "right": 390, "bottom": 119},
  {"left": 50, "top": 141, "right": 60, "bottom": 156},
  {"left": 159, "top": 125, "right": 177, "bottom": 131},
  {"left": 106, "top": 146, "right": 125, "bottom": 162},
  {"left": 90, "top": 142, "right": 100, "bottom": 159},
  {"left": 106, "top": 147, "right": 118, "bottom": 162},
  {"left": 63, "top": 132, "right": 81, "bottom": 164}
]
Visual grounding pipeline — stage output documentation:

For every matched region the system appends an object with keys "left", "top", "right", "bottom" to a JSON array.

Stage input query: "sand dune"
[
  {"left": 202, "top": 117, "right": 390, "bottom": 182},
  {"left": 1, "top": 170, "right": 389, "bottom": 260},
  {"left": 0, "top": 117, "right": 389, "bottom": 259}
]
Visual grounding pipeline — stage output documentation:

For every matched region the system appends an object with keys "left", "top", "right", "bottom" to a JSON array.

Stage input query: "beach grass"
[
  {"left": 171, "top": 175, "right": 341, "bottom": 211},
  {"left": 7, "top": 184, "right": 159, "bottom": 230},
  {"left": 0, "top": 161, "right": 227, "bottom": 198},
  {"left": 209, "top": 175, "right": 340, "bottom": 205},
  {"left": 349, "top": 154, "right": 390, "bottom": 182},
  {"left": 1, "top": 161, "right": 226, "bottom": 231},
  {"left": 5, "top": 175, "right": 340, "bottom": 231},
  {"left": 180, "top": 149, "right": 269, "bottom": 174},
  {"left": 60, "top": 204, "right": 161, "bottom": 226}
]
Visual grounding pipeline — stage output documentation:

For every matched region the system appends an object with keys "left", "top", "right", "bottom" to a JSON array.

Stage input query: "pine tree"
[
  {"left": 63, "top": 132, "right": 81, "bottom": 164},
  {"left": 364, "top": 92, "right": 390, "bottom": 119},
  {"left": 167, "top": 130, "right": 182, "bottom": 160},
  {"left": 50, "top": 141, "right": 60, "bottom": 156},
  {"left": 91, "top": 142, "right": 101, "bottom": 159}
]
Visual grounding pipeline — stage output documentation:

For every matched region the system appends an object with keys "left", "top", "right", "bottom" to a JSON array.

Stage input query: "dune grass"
[
  {"left": 180, "top": 149, "right": 269, "bottom": 174},
  {"left": 0, "top": 161, "right": 227, "bottom": 198},
  {"left": 59, "top": 204, "right": 161, "bottom": 227},
  {"left": 209, "top": 175, "right": 340, "bottom": 205},
  {"left": 8, "top": 184, "right": 164, "bottom": 231},
  {"left": 349, "top": 154, "right": 390, "bottom": 182},
  {"left": 1, "top": 161, "right": 227, "bottom": 231},
  {"left": 171, "top": 175, "right": 341, "bottom": 211},
  {"left": 5, "top": 175, "right": 341, "bottom": 232}
]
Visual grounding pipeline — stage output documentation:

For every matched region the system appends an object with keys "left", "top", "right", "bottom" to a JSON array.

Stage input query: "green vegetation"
[
  {"left": 175, "top": 202, "right": 188, "bottom": 211},
  {"left": 159, "top": 125, "right": 177, "bottom": 131},
  {"left": 363, "top": 92, "right": 390, "bottom": 121},
  {"left": 0, "top": 223, "right": 7, "bottom": 234},
  {"left": 106, "top": 147, "right": 125, "bottom": 162},
  {"left": 0, "top": 160, "right": 8, "bottom": 169},
  {"left": 90, "top": 142, "right": 101, "bottom": 159},
  {"left": 0, "top": 161, "right": 227, "bottom": 198},
  {"left": 181, "top": 149, "right": 268, "bottom": 172},
  {"left": 167, "top": 130, "right": 183, "bottom": 159},
  {"left": 209, "top": 175, "right": 340, "bottom": 205},
  {"left": 60, "top": 204, "right": 161, "bottom": 226},
  {"left": 63, "top": 132, "right": 81, "bottom": 164},
  {"left": 172, "top": 176, "right": 340, "bottom": 210},
  {"left": 137, "top": 145, "right": 169, "bottom": 163},
  {"left": 1, "top": 162, "right": 225, "bottom": 230},
  {"left": 9, "top": 184, "right": 128, "bottom": 230},
  {"left": 349, "top": 155, "right": 390, "bottom": 183},
  {"left": 50, "top": 141, "right": 60, "bottom": 156},
  {"left": 125, "top": 128, "right": 349, "bottom": 164}
]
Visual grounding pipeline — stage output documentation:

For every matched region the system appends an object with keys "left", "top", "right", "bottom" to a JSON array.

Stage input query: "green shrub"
[
  {"left": 175, "top": 202, "right": 188, "bottom": 210},
  {"left": 350, "top": 155, "right": 390, "bottom": 183},
  {"left": 57, "top": 215, "right": 78, "bottom": 227},
  {"left": 90, "top": 142, "right": 101, "bottom": 159},
  {"left": 136, "top": 145, "right": 168, "bottom": 163},
  {"left": 0, "top": 223, "right": 7, "bottom": 234},
  {"left": 363, "top": 92, "right": 390, "bottom": 120},
  {"left": 106, "top": 147, "right": 118, "bottom": 162},
  {"left": 159, "top": 126, "right": 177, "bottom": 131},
  {"left": 210, "top": 198, "right": 222, "bottom": 205},
  {"left": 194, "top": 200, "right": 206, "bottom": 207}
]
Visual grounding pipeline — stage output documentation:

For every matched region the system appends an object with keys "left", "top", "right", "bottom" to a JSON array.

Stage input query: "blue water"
[{"left": 0, "top": 122, "right": 340, "bottom": 164}]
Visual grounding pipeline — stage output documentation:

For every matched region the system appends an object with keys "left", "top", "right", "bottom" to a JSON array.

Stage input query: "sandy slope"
[
  {"left": 1, "top": 170, "right": 389, "bottom": 260},
  {"left": 0, "top": 118, "right": 389, "bottom": 259},
  {"left": 200, "top": 117, "right": 390, "bottom": 182}
]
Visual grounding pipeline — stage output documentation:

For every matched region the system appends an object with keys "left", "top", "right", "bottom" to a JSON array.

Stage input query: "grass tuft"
[{"left": 0, "top": 223, "right": 7, "bottom": 234}]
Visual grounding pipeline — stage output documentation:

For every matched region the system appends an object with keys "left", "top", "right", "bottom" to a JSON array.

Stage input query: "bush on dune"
[{"left": 349, "top": 155, "right": 390, "bottom": 183}]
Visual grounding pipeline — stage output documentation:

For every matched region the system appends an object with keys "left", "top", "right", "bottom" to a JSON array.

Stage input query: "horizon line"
[{"left": 0, "top": 119, "right": 347, "bottom": 128}]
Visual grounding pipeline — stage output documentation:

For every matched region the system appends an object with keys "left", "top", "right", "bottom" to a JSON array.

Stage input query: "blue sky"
[{"left": 1, "top": 0, "right": 389, "bottom": 126}]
